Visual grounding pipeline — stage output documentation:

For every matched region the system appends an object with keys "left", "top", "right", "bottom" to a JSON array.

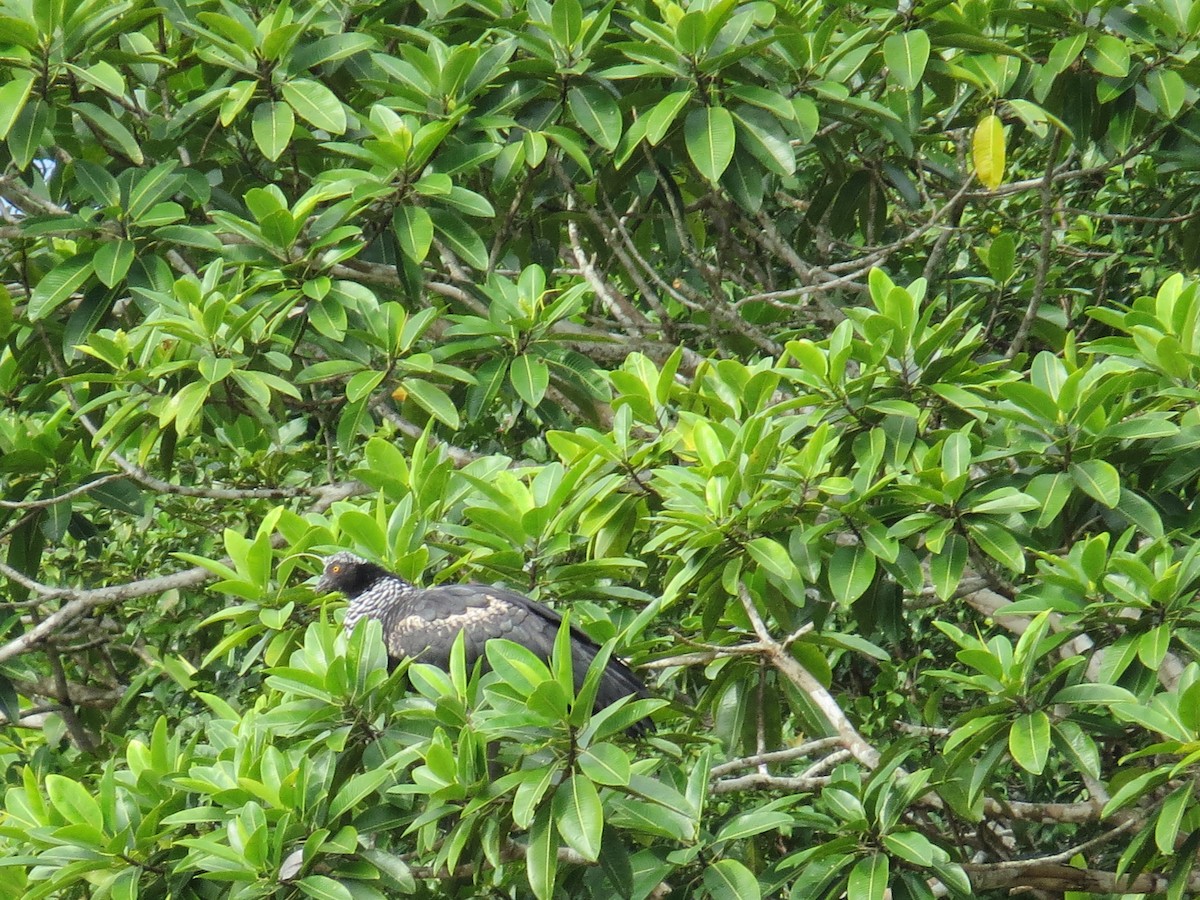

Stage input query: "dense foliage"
[{"left": 4, "top": 0, "right": 1200, "bottom": 896}]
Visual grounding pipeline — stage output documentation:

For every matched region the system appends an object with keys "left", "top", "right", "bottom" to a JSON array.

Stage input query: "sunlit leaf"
[
  {"left": 281, "top": 78, "right": 347, "bottom": 133},
  {"left": 972, "top": 114, "right": 1005, "bottom": 189},
  {"left": 252, "top": 100, "right": 294, "bottom": 160},
  {"left": 883, "top": 30, "right": 930, "bottom": 90}
]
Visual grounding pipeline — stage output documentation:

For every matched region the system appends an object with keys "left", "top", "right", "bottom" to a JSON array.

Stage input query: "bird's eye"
[{"left": 331, "top": 564, "right": 341, "bottom": 573}]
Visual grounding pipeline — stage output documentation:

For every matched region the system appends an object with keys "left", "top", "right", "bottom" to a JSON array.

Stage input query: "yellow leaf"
[
  {"left": 391, "top": 385, "right": 408, "bottom": 401},
  {"left": 972, "top": 114, "right": 1006, "bottom": 190}
]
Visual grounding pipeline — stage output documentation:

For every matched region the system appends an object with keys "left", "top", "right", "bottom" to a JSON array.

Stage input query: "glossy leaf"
[
  {"left": 829, "top": 543, "right": 876, "bottom": 604},
  {"left": 394, "top": 205, "right": 434, "bottom": 262},
  {"left": 93, "top": 239, "right": 135, "bottom": 287},
  {"left": 553, "top": 774, "right": 603, "bottom": 861},
  {"left": 0, "top": 71, "right": 35, "bottom": 140},
  {"left": 281, "top": 78, "right": 347, "bottom": 133},
  {"left": 510, "top": 354, "right": 550, "bottom": 407},
  {"left": 252, "top": 100, "right": 295, "bottom": 161},
  {"left": 883, "top": 30, "right": 930, "bottom": 90},
  {"left": 847, "top": 853, "right": 889, "bottom": 900},
  {"left": 568, "top": 83, "right": 622, "bottom": 151},
  {"left": 685, "top": 106, "right": 736, "bottom": 183},
  {"left": 703, "top": 859, "right": 761, "bottom": 900},
  {"left": 429, "top": 208, "right": 489, "bottom": 269},
  {"left": 1009, "top": 711, "right": 1051, "bottom": 775},
  {"left": 28, "top": 256, "right": 94, "bottom": 321}
]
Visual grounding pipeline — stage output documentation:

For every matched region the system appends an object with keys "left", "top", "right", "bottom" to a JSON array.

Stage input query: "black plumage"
[{"left": 315, "top": 552, "right": 652, "bottom": 724}]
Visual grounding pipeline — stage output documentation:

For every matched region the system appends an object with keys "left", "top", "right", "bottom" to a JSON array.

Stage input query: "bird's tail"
[{"left": 573, "top": 641, "right": 655, "bottom": 735}]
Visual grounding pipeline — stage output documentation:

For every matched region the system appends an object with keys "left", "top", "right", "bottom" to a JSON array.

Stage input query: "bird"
[{"left": 315, "top": 551, "right": 653, "bottom": 729}]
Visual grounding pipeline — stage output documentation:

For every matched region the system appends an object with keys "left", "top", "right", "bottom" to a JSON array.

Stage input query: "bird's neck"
[{"left": 343, "top": 576, "right": 412, "bottom": 630}]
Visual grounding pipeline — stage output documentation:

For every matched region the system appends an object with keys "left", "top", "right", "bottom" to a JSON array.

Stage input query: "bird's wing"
[
  {"left": 383, "top": 583, "right": 648, "bottom": 708},
  {"left": 457, "top": 584, "right": 650, "bottom": 709},
  {"left": 380, "top": 583, "right": 558, "bottom": 665}
]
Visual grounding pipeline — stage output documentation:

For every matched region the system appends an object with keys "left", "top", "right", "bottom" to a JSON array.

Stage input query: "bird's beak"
[{"left": 314, "top": 572, "right": 331, "bottom": 594}]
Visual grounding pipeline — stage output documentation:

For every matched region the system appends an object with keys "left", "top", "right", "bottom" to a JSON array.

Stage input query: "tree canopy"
[{"left": 3, "top": 0, "right": 1200, "bottom": 897}]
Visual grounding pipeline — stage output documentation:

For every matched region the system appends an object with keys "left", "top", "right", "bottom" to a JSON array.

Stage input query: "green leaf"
[
  {"left": 281, "top": 78, "right": 346, "bottom": 133},
  {"left": 685, "top": 106, "right": 736, "bottom": 183},
  {"left": 360, "top": 848, "right": 416, "bottom": 893},
  {"left": 579, "top": 744, "right": 631, "bottom": 786},
  {"left": 403, "top": 378, "right": 461, "bottom": 429},
  {"left": 553, "top": 774, "right": 603, "bottom": 861},
  {"left": 967, "top": 520, "right": 1025, "bottom": 572},
  {"left": 161, "top": 380, "right": 210, "bottom": 435},
  {"left": 702, "top": 859, "right": 761, "bottom": 900},
  {"left": 394, "top": 205, "right": 433, "bottom": 263},
  {"left": 986, "top": 233, "right": 1016, "bottom": 284},
  {"left": 716, "top": 810, "right": 795, "bottom": 843},
  {"left": 1138, "top": 622, "right": 1171, "bottom": 670},
  {"left": 746, "top": 536, "right": 799, "bottom": 581},
  {"left": 297, "top": 875, "right": 353, "bottom": 900},
  {"left": 847, "top": 853, "right": 888, "bottom": 900},
  {"left": 1070, "top": 459, "right": 1121, "bottom": 508},
  {"left": 930, "top": 533, "right": 967, "bottom": 600},
  {"left": 0, "top": 284, "right": 11, "bottom": 340},
  {"left": 93, "top": 239, "right": 135, "bottom": 287},
  {"left": 327, "top": 768, "right": 392, "bottom": 820},
  {"left": 829, "top": 543, "right": 876, "bottom": 605},
  {"left": 291, "top": 33, "right": 376, "bottom": 71},
  {"left": 441, "top": 186, "right": 495, "bottom": 218},
  {"left": 72, "top": 101, "right": 143, "bottom": 164},
  {"left": 1009, "top": 710, "right": 1051, "bottom": 774},
  {"left": 1148, "top": 69, "right": 1187, "bottom": 119},
  {"left": 252, "top": 100, "right": 294, "bottom": 161},
  {"left": 966, "top": 488, "right": 1039, "bottom": 515},
  {"left": 127, "top": 161, "right": 183, "bottom": 222},
  {"left": 551, "top": 0, "right": 582, "bottom": 47},
  {"left": 89, "top": 476, "right": 143, "bottom": 514},
  {"left": 28, "top": 255, "right": 94, "bottom": 321},
  {"left": 1087, "top": 35, "right": 1130, "bottom": 77},
  {"left": 643, "top": 90, "right": 692, "bottom": 145},
  {"left": 725, "top": 84, "right": 795, "bottom": 121},
  {"left": 73, "top": 159, "right": 121, "bottom": 208},
  {"left": 731, "top": 105, "right": 796, "bottom": 176},
  {"left": 527, "top": 804, "right": 557, "bottom": 900},
  {"left": 543, "top": 125, "right": 594, "bottom": 176},
  {"left": 152, "top": 224, "right": 223, "bottom": 251},
  {"left": 346, "top": 369, "right": 385, "bottom": 403},
  {"left": 466, "top": 355, "right": 508, "bottom": 420},
  {"left": 1155, "top": 782, "right": 1192, "bottom": 853},
  {"left": 0, "top": 71, "right": 36, "bottom": 140},
  {"left": 220, "top": 80, "right": 256, "bottom": 126},
  {"left": 46, "top": 774, "right": 102, "bottom": 828},
  {"left": 428, "top": 207, "right": 489, "bottom": 269},
  {"left": 883, "top": 30, "right": 930, "bottom": 90},
  {"left": 510, "top": 354, "right": 550, "bottom": 406},
  {"left": 1051, "top": 683, "right": 1136, "bottom": 705},
  {"left": 1116, "top": 489, "right": 1163, "bottom": 538},
  {"left": 8, "top": 97, "right": 50, "bottom": 170},
  {"left": 883, "top": 830, "right": 936, "bottom": 866},
  {"left": 1046, "top": 33, "right": 1086, "bottom": 74},
  {"left": 568, "top": 83, "right": 622, "bottom": 151}
]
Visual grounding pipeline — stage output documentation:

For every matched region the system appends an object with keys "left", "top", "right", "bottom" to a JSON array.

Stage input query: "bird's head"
[{"left": 315, "top": 552, "right": 392, "bottom": 599}]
